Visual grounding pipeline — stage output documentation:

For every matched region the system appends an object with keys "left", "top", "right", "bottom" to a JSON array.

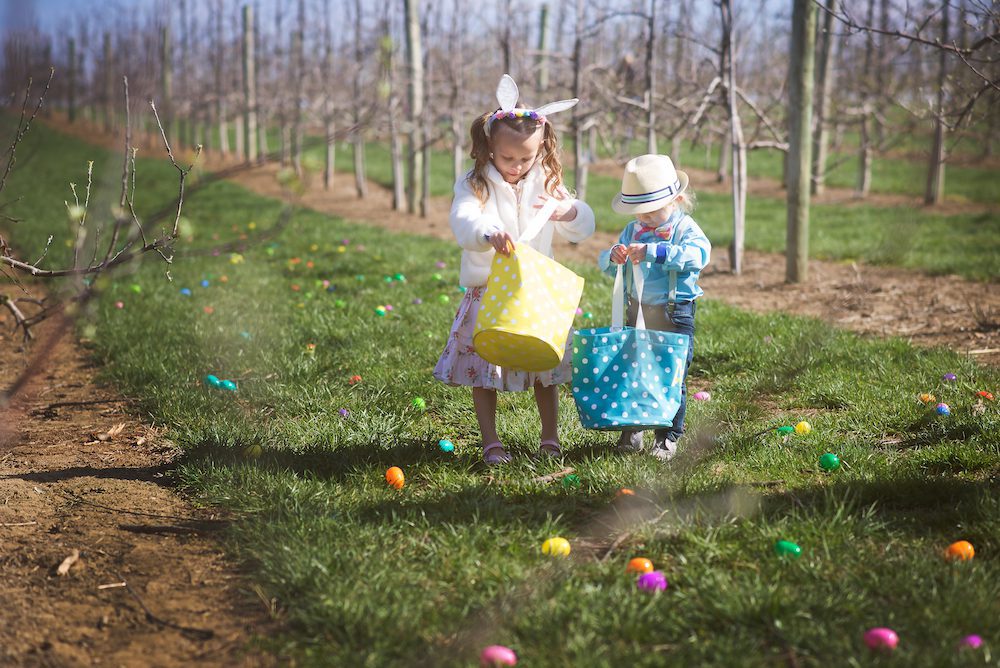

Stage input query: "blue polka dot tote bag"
[{"left": 571, "top": 264, "right": 689, "bottom": 431}]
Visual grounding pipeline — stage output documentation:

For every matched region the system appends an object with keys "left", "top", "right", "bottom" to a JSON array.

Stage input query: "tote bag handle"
[
  {"left": 611, "top": 263, "right": 646, "bottom": 331},
  {"left": 517, "top": 196, "right": 561, "bottom": 243}
]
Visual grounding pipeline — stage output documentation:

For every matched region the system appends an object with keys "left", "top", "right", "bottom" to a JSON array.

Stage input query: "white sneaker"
[{"left": 650, "top": 436, "right": 677, "bottom": 461}]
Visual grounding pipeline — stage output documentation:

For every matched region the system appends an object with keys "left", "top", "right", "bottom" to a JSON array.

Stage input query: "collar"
[{"left": 486, "top": 162, "right": 542, "bottom": 188}]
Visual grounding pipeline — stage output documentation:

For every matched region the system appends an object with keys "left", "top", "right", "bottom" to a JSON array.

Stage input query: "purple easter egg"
[
  {"left": 960, "top": 635, "right": 983, "bottom": 649},
  {"left": 412, "top": 298, "right": 423, "bottom": 305},
  {"left": 636, "top": 570, "right": 668, "bottom": 592},
  {"left": 864, "top": 627, "right": 899, "bottom": 651},
  {"left": 943, "top": 373, "right": 957, "bottom": 382},
  {"left": 338, "top": 408, "right": 349, "bottom": 417}
]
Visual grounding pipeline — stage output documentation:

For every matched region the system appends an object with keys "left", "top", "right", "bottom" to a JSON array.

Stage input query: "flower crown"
[{"left": 484, "top": 74, "right": 578, "bottom": 137}]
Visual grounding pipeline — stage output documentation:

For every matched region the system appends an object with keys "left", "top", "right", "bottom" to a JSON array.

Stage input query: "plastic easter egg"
[
  {"left": 356, "top": 274, "right": 365, "bottom": 281},
  {"left": 943, "top": 373, "right": 957, "bottom": 382},
  {"left": 438, "top": 439, "right": 455, "bottom": 453},
  {"left": 433, "top": 272, "right": 443, "bottom": 281},
  {"left": 204, "top": 374, "right": 222, "bottom": 388},
  {"left": 412, "top": 298, "right": 423, "bottom": 305},
  {"left": 774, "top": 540, "right": 802, "bottom": 559},
  {"left": 692, "top": 391, "right": 711, "bottom": 401},
  {"left": 541, "top": 537, "right": 571, "bottom": 557},
  {"left": 795, "top": 421, "right": 811, "bottom": 435},
  {"left": 385, "top": 304, "right": 394, "bottom": 311},
  {"left": 438, "top": 295, "right": 451, "bottom": 304},
  {"left": 479, "top": 645, "right": 517, "bottom": 666},
  {"left": 435, "top": 261, "right": 447, "bottom": 269},
  {"left": 374, "top": 306, "right": 387, "bottom": 317},
  {"left": 626, "top": 557, "right": 654, "bottom": 574},
  {"left": 221, "top": 380, "right": 237, "bottom": 392},
  {"left": 936, "top": 403, "right": 951, "bottom": 416},
  {"left": 240, "top": 331, "right": 251, "bottom": 339},
  {"left": 349, "top": 375, "right": 362, "bottom": 385},
  {"left": 130, "top": 284, "right": 142, "bottom": 293},
  {"left": 945, "top": 540, "right": 974, "bottom": 561},
  {"left": 959, "top": 635, "right": 983, "bottom": 649},
  {"left": 617, "top": 488, "right": 635, "bottom": 497},
  {"left": 636, "top": 571, "right": 668, "bottom": 592},
  {"left": 776, "top": 426, "right": 795, "bottom": 434},
  {"left": 338, "top": 408, "right": 349, "bottom": 418},
  {"left": 561, "top": 474, "right": 581, "bottom": 489},
  {"left": 819, "top": 453, "right": 841, "bottom": 471},
  {"left": 412, "top": 397, "right": 427, "bottom": 411},
  {"left": 458, "top": 286, "right": 468, "bottom": 294},
  {"left": 385, "top": 466, "right": 405, "bottom": 489},
  {"left": 575, "top": 307, "right": 583, "bottom": 315},
  {"left": 864, "top": 627, "right": 899, "bottom": 651},
  {"left": 583, "top": 312, "right": 594, "bottom": 320},
  {"left": 243, "top": 443, "right": 262, "bottom": 458},
  {"left": 977, "top": 391, "right": 994, "bottom": 401},
  {"left": 180, "top": 288, "right": 192, "bottom": 296},
  {"left": 335, "top": 299, "right": 346, "bottom": 308},
  {"left": 200, "top": 279, "right": 210, "bottom": 287},
  {"left": 394, "top": 273, "right": 406, "bottom": 282},
  {"left": 919, "top": 393, "right": 936, "bottom": 403},
  {"left": 326, "top": 285, "right": 336, "bottom": 293},
  {"left": 115, "top": 301, "right": 125, "bottom": 309},
  {"left": 383, "top": 275, "right": 393, "bottom": 283},
  {"left": 203, "top": 306, "right": 214, "bottom": 315}
]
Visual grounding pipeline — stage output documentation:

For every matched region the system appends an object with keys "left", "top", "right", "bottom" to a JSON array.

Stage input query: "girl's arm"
[
  {"left": 597, "top": 223, "right": 635, "bottom": 277},
  {"left": 450, "top": 178, "right": 503, "bottom": 252},
  {"left": 552, "top": 197, "right": 595, "bottom": 243},
  {"left": 644, "top": 217, "right": 712, "bottom": 272}
]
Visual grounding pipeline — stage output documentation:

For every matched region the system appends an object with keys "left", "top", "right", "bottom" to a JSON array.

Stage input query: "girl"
[
  {"left": 434, "top": 75, "right": 595, "bottom": 465},
  {"left": 598, "top": 154, "right": 711, "bottom": 461}
]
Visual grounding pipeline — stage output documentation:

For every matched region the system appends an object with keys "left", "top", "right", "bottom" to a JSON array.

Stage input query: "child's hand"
[
  {"left": 610, "top": 244, "right": 629, "bottom": 265},
  {"left": 627, "top": 243, "right": 647, "bottom": 264},
  {"left": 534, "top": 189, "right": 577, "bottom": 222},
  {"left": 489, "top": 230, "right": 514, "bottom": 256}
]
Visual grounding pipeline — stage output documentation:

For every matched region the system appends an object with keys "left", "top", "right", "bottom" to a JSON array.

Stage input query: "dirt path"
[{"left": 0, "top": 316, "right": 275, "bottom": 666}]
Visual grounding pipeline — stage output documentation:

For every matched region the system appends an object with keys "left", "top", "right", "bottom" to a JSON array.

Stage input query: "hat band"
[{"left": 620, "top": 178, "right": 681, "bottom": 204}]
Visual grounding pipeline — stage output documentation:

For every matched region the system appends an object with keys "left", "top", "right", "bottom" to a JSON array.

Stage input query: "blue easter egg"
[
  {"left": 180, "top": 288, "right": 192, "bottom": 296},
  {"left": 221, "top": 379, "right": 238, "bottom": 392},
  {"left": 936, "top": 403, "right": 951, "bottom": 416},
  {"left": 201, "top": 279, "right": 210, "bottom": 287},
  {"left": 204, "top": 374, "right": 222, "bottom": 388},
  {"left": 438, "top": 439, "right": 455, "bottom": 453}
]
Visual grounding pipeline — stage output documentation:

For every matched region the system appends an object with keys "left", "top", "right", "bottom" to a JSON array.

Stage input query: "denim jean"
[{"left": 623, "top": 299, "right": 696, "bottom": 442}]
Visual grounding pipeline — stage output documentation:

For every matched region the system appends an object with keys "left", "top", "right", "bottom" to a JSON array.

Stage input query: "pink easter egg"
[
  {"left": 114, "top": 301, "right": 124, "bottom": 309},
  {"left": 479, "top": 645, "right": 517, "bottom": 666},
  {"left": 693, "top": 391, "right": 711, "bottom": 401},
  {"left": 864, "top": 627, "right": 899, "bottom": 651},
  {"left": 960, "top": 634, "right": 983, "bottom": 649},
  {"left": 636, "top": 570, "right": 668, "bottom": 592}
]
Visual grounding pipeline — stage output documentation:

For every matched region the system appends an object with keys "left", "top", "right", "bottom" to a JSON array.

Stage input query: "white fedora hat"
[{"left": 612, "top": 154, "right": 689, "bottom": 215}]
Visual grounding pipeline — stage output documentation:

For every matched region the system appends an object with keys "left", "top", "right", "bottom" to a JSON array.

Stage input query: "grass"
[{"left": 5, "top": 118, "right": 1000, "bottom": 666}]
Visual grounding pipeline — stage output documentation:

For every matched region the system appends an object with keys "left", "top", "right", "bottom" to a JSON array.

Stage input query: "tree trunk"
[
  {"left": 67, "top": 37, "right": 76, "bottom": 123},
  {"left": 292, "top": 0, "right": 305, "bottom": 176},
  {"left": 572, "top": 0, "right": 587, "bottom": 200},
  {"left": 855, "top": 0, "right": 876, "bottom": 198},
  {"left": 161, "top": 25, "right": 172, "bottom": 140},
  {"left": 786, "top": 0, "right": 816, "bottom": 283},
  {"left": 811, "top": 0, "right": 836, "bottom": 196},
  {"left": 103, "top": 33, "right": 113, "bottom": 132},
  {"left": 924, "top": 1, "right": 948, "bottom": 205},
  {"left": 645, "top": 0, "right": 657, "bottom": 154},
  {"left": 235, "top": 113, "right": 245, "bottom": 157},
  {"left": 404, "top": 0, "right": 424, "bottom": 215},
  {"left": 323, "top": 0, "right": 334, "bottom": 190},
  {"left": 536, "top": 4, "right": 549, "bottom": 97},
  {"left": 720, "top": 0, "right": 745, "bottom": 274},
  {"left": 215, "top": 0, "right": 229, "bottom": 156},
  {"left": 242, "top": 4, "right": 258, "bottom": 164}
]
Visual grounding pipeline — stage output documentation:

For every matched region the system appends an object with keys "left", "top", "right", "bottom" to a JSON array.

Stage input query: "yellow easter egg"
[
  {"left": 795, "top": 421, "right": 811, "bottom": 435},
  {"left": 542, "top": 537, "right": 571, "bottom": 557}
]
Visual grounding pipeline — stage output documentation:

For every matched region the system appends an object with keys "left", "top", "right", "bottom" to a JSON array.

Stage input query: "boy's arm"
[
  {"left": 450, "top": 178, "right": 503, "bottom": 252},
  {"left": 644, "top": 218, "right": 711, "bottom": 272}
]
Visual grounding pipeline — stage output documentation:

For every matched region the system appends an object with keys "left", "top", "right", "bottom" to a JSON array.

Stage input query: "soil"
[
  {"left": 0, "top": 316, "right": 276, "bottom": 665},
  {"left": 3, "top": 113, "right": 996, "bottom": 665}
]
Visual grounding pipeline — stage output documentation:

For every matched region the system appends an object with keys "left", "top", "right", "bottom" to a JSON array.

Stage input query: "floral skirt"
[{"left": 433, "top": 286, "right": 574, "bottom": 392}]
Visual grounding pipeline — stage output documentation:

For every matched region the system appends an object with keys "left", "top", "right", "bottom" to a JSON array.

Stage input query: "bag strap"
[
  {"left": 517, "top": 196, "right": 561, "bottom": 243},
  {"left": 611, "top": 263, "right": 646, "bottom": 331}
]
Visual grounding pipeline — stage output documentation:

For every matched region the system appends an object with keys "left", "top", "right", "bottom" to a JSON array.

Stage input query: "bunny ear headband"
[{"left": 484, "top": 74, "right": 578, "bottom": 137}]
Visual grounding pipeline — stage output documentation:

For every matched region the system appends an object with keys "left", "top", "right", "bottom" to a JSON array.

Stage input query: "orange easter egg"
[
  {"left": 626, "top": 557, "right": 654, "bottom": 574},
  {"left": 945, "top": 540, "right": 974, "bottom": 561},
  {"left": 617, "top": 488, "right": 635, "bottom": 497},
  {"left": 385, "top": 466, "right": 405, "bottom": 490}
]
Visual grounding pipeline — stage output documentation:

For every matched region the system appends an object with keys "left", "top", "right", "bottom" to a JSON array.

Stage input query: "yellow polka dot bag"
[
  {"left": 472, "top": 202, "right": 585, "bottom": 372},
  {"left": 572, "top": 264, "right": 690, "bottom": 430}
]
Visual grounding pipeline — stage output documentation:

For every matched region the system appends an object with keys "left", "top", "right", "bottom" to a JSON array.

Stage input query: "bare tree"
[
  {"left": 786, "top": 0, "right": 817, "bottom": 283},
  {"left": 242, "top": 4, "right": 257, "bottom": 164},
  {"left": 404, "top": 0, "right": 424, "bottom": 216}
]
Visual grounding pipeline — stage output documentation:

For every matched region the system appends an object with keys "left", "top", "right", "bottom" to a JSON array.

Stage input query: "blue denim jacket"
[{"left": 598, "top": 210, "right": 711, "bottom": 304}]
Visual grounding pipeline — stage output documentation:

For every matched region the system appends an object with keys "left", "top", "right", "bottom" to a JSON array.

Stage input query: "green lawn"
[{"left": 4, "top": 120, "right": 1000, "bottom": 666}]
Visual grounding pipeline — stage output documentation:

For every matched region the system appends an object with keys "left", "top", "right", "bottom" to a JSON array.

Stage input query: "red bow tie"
[{"left": 634, "top": 224, "right": 672, "bottom": 240}]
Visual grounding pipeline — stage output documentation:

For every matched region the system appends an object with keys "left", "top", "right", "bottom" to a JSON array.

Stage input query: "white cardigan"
[{"left": 449, "top": 163, "right": 596, "bottom": 287}]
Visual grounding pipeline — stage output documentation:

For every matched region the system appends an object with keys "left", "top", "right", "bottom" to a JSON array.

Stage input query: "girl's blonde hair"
[{"left": 467, "top": 110, "right": 564, "bottom": 204}]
